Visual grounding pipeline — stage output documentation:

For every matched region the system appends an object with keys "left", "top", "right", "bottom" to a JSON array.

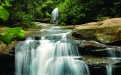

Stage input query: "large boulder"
[{"left": 72, "top": 18, "right": 121, "bottom": 44}]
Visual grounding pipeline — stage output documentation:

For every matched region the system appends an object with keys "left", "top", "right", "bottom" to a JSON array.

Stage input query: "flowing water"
[
  {"left": 51, "top": 8, "right": 59, "bottom": 25},
  {"left": 15, "top": 26, "right": 90, "bottom": 75},
  {"left": 106, "top": 47, "right": 121, "bottom": 75},
  {"left": 106, "top": 48, "right": 121, "bottom": 57},
  {"left": 106, "top": 64, "right": 113, "bottom": 75}
]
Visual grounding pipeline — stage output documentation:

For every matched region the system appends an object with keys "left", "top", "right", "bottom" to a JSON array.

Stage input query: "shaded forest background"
[
  {"left": 0, "top": 0, "right": 121, "bottom": 44},
  {"left": 0, "top": 0, "right": 121, "bottom": 27}
]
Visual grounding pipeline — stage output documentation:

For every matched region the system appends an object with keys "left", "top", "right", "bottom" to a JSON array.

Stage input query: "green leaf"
[
  {"left": 4, "top": 27, "right": 25, "bottom": 36},
  {"left": 0, "top": 6, "right": 9, "bottom": 21},
  {"left": 8, "top": 27, "right": 22, "bottom": 34},
  {"left": 7, "top": 27, "right": 25, "bottom": 39},
  {"left": 4, "top": 27, "right": 11, "bottom": 32},
  {"left": 17, "top": 29, "right": 25, "bottom": 39},
  {"left": 0, "top": 27, "right": 25, "bottom": 44},
  {"left": 0, "top": 33, "right": 13, "bottom": 45},
  {"left": 4, "top": 1, "right": 12, "bottom": 7}
]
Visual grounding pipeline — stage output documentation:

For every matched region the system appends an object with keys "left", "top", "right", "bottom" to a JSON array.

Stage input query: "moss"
[
  {"left": 73, "top": 24, "right": 121, "bottom": 44},
  {"left": 83, "top": 55, "right": 113, "bottom": 64}
]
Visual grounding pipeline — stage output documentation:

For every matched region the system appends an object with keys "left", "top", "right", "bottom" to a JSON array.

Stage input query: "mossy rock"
[{"left": 72, "top": 18, "right": 121, "bottom": 44}]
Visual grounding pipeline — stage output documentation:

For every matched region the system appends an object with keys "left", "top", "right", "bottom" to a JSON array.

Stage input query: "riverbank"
[
  {"left": 0, "top": 22, "right": 54, "bottom": 74},
  {"left": 1, "top": 19, "right": 121, "bottom": 75},
  {"left": 0, "top": 22, "right": 53, "bottom": 55}
]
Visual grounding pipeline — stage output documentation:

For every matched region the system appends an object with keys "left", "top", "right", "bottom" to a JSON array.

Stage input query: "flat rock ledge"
[{"left": 72, "top": 18, "right": 121, "bottom": 44}]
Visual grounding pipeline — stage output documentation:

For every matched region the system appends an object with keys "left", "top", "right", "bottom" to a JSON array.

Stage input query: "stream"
[
  {"left": 15, "top": 26, "right": 90, "bottom": 75},
  {"left": 1, "top": 25, "right": 121, "bottom": 75}
]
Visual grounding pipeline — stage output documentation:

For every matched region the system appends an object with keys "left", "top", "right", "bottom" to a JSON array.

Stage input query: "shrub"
[
  {"left": 0, "top": 0, "right": 12, "bottom": 22},
  {"left": 0, "top": 6, "right": 9, "bottom": 21},
  {"left": 8, "top": 11, "right": 34, "bottom": 28},
  {"left": 0, "top": 27, "right": 25, "bottom": 45},
  {"left": 57, "top": 0, "right": 121, "bottom": 25}
]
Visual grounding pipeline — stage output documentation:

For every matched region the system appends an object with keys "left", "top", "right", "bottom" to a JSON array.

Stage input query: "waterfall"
[
  {"left": 51, "top": 8, "right": 59, "bottom": 25},
  {"left": 106, "top": 47, "right": 121, "bottom": 75},
  {"left": 15, "top": 28, "right": 90, "bottom": 75},
  {"left": 106, "top": 47, "right": 121, "bottom": 57},
  {"left": 106, "top": 64, "right": 113, "bottom": 75}
]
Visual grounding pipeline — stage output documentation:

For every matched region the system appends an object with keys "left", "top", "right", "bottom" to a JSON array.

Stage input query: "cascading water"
[
  {"left": 106, "top": 48, "right": 121, "bottom": 57},
  {"left": 106, "top": 47, "right": 121, "bottom": 75},
  {"left": 15, "top": 26, "right": 90, "bottom": 75},
  {"left": 106, "top": 64, "right": 113, "bottom": 75},
  {"left": 51, "top": 8, "right": 59, "bottom": 25}
]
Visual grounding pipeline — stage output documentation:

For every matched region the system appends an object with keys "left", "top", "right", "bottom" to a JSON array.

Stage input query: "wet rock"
[
  {"left": 106, "top": 40, "right": 121, "bottom": 46},
  {"left": 0, "top": 42, "right": 16, "bottom": 74},
  {"left": 35, "top": 18, "right": 51, "bottom": 23},
  {"left": 0, "top": 41, "right": 17, "bottom": 56},
  {"left": 72, "top": 18, "right": 121, "bottom": 44},
  {"left": 88, "top": 64, "right": 106, "bottom": 75},
  {"left": 81, "top": 55, "right": 121, "bottom": 75},
  {"left": 0, "top": 51, "right": 15, "bottom": 74},
  {"left": 77, "top": 41, "right": 121, "bottom": 57},
  {"left": 91, "top": 47, "right": 121, "bottom": 57},
  {"left": 69, "top": 38, "right": 108, "bottom": 56}
]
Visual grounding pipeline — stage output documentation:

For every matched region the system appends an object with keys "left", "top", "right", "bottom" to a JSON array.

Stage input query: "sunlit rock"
[{"left": 72, "top": 18, "right": 121, "bottom": 44}]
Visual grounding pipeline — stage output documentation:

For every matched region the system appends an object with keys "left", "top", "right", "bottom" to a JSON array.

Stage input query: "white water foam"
[
  {"left": 106, "top": 64, "right": 113, "bottom": 75},
  {"left": 15, "top": 30, "right": 90, "bottom": 75},
  {"left": 106, "top": 47, "right": 121, "bottom": 75}
]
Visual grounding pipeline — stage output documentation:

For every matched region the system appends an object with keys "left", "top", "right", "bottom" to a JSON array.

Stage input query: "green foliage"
[
  {"left": 0, "top": 0, "right": 12, "bottom": 7},
  {"left": 2, "top": 0, "right": 121, "bottom": 26},
  {"left": 57, "top": 0, "right": 84, "bottom": 24},
  {"left": 0, "top": 33, "right": 14, "bottom": 45},
  {"left": 0, "top": 6, "right": 9, "bottom": 21},
  {"left": 56, "top": 0, "right": 121, "bottom": 25},
  {"left": 10, "top": 0, "right": 53, "bottom": 19},
  {"left": 34, "top": 0, "right": 53, "bottom": 18},
  {"left": 17, "top": 29, "right": 25, "bottom": 39},
  {"left": 8, "top": 11, "right": 34, "bottom": 28},
  {"left": 4, "top": 27, "right": 25, "bottom": 39},
  {"left": 0, "top": 0, "right": 12, "bottom": 21},
  {"left": 0, "top": 27, "right": 25, "bottom": 45}
]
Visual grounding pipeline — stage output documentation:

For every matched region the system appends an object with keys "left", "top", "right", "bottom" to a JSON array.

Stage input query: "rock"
[
  {"left": 0, "top": 41, "right": 17, "bottom": 56},
  {"left": 35, "top": 18, "right": 51, "bottom": 23},
  {"left": 69, "top": 39, "right": 108, "bottom": 56},
  {"left": 0, "top": 42, "right": 15, "bottom": 74},
  {"left": 72, "top": 18, "right": 121, "bottom": 44},
  {"left": 70, "top": 38, "right": 121, "bottom": 57},
  {"left": 69, "top": 22, "right": 121, "bottom": 57},
  {"left": 0, "top": 54, "right": 15, "bottom": 74}
]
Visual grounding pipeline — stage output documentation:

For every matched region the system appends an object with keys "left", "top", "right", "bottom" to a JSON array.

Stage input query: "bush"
[
  {"left": 6, "top": 0, "right": 121, "bottom": 25},
  {"left": 7, "top": 11, "right": 34, "bottom": 28},
  {"left": 0, "top": 27, "right": 25, "bottom": 45},
  {"left": 0, "top": 6, "right": 9, "bottom": 21},
  {"left": 0, "top": 0, "right": 12, "bottom": 22},
  {"left": 57, "top": 0, "right": 121, "bottom": 25}
]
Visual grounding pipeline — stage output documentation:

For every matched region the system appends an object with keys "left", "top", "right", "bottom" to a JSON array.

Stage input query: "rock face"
[
  {"left": 72, "top": 18, "right": 121, "bottom": 44},
  {"left": 70, "top": 18, "right": 121, "bottom": 74},
  {"left": 0, "top": 42, "right": 15, "bottom": 75}
]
